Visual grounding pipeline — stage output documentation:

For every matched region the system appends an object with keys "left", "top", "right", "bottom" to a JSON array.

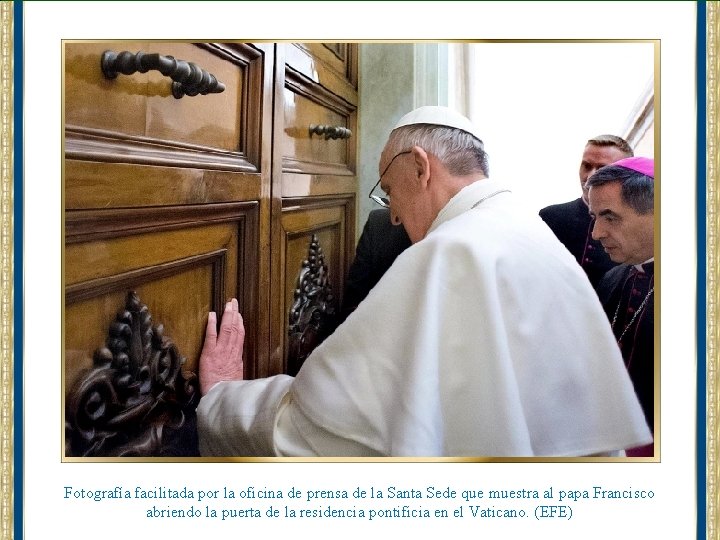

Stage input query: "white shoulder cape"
[{"left": 198, "top": 179, "right": 652, "bottom": 456}]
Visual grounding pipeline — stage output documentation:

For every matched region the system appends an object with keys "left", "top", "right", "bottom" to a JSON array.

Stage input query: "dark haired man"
[
  {"left": 540, "top": 135, "right": 633, "bottom": 288},
  {"left": 587, "top": 156, "right": 655, "bottom": 456}
]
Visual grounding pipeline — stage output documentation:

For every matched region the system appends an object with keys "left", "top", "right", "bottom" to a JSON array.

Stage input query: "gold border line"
[
  {"left": 0, "top": 3, "right": 11, "bottom": 540},
  {"left": 60, "top": 39, "right": 659, "bottom": 466}
]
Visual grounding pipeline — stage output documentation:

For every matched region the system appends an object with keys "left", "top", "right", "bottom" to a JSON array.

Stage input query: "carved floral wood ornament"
[
  {"left": 287, "top": 235, "right": 337, "bottom": 376},
  {"left": 65, "top": 292, "right": 200, "bottom": 457}
]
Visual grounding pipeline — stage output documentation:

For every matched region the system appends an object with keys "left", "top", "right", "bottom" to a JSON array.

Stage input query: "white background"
[
  {"left": 456, "top": 41, "right": 656, "bottom": 210},
  {"left": 23, "top": 2, "right": 697, "bottom": 539}
]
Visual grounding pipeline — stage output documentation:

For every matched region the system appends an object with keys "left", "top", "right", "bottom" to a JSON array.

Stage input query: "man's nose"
[{"left": 591, "top": 220, "right": 604, "bottom": 240}]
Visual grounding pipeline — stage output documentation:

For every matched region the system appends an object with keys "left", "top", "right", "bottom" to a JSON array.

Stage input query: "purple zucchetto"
[{"left": 611, "top": 157, "right": 654, "bottom": 179}]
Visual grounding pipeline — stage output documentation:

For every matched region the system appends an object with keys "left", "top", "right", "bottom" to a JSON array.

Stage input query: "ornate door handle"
[
  {"left": 308, "top": 124, "right": 352, "bottom": 140},
  {"left": 101, "top": 50, "right": 226, "bottom": 99}
]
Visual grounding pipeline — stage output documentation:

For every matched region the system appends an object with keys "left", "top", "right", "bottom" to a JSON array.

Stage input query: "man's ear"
[{"left": 411, "top": 145, "right": 431, "bottom": 187}]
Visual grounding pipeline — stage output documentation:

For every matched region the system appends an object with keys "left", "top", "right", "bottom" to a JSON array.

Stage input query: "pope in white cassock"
[{"left": 197, "top": 106, "right": 652, "bottom": 457}]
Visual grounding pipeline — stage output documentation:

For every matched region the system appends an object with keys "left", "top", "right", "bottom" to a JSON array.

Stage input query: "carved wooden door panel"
[
  {"left": 64, "top": 42, "right": 274, "bottom": 456},
  {"left": 269, "top": 43, "right": 358, "bottom": 376}
]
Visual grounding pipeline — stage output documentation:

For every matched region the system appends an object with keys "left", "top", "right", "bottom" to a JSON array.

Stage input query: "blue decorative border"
[
  {"left": 12, "top": 3, "right": 21, "bottom": 540},
  {"left": 697, "top": 1, "right": 708, "bottom": 537}
]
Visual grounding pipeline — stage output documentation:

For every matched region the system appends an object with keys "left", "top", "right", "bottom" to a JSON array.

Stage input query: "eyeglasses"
[{"left": 369, "top": 150, "right": 411, "bottom": 208}]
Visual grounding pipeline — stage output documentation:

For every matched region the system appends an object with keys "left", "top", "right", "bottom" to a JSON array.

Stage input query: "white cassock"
[{"left": 198, "top": 178, "right": 652, "bottom": 457}]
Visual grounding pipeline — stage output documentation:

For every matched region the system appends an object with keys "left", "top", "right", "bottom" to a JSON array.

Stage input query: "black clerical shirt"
[{"left": 597, "top": 261, "right": 655, "bottom": 429}]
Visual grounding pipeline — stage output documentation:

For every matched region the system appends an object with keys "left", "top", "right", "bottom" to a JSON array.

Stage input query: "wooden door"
[
  {"left": 63, "top": 41, "right": 359, "bottom": 457},
  {"left": 64, "top": 42, "right": 274, "bottom": 456},
  {"left": 270, "top": 43, "right": 358, "bottom": 376}
]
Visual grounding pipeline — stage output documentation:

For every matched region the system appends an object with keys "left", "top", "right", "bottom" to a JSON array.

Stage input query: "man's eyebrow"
[{"left": 598, "top": 209, "right": 619, "bottom": 218}]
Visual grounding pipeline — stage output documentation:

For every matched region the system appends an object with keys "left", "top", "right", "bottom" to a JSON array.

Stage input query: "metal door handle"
[
  {"left": 101, "top": 50, "right": 226, "bottom": 99},
  {"left": 308, "top": 124, "right": 352, "bottom": 140}
]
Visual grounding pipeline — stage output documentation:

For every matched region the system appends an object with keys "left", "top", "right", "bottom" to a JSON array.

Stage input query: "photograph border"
[
  {"left": 59, "top": 38, "right": 659, "bottom": 464},
  {"left": 1, "top": 1, "right": 717, "bottom": 538}
]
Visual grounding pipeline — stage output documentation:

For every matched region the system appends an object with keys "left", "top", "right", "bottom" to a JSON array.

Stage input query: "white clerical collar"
[
  {"left": 427, "top": 178, "right": 510, "bottom": 235},
  {"left": 634, "top": 257, "right": 654, "bottom": 273}
]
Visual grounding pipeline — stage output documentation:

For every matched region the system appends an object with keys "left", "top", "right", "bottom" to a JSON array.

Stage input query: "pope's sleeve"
[
  {"left": 197, "top": 375, "right": 294, "bottom": 456},
  {"left": 197, "top": 374, "right": 383, "bottom": 456}
]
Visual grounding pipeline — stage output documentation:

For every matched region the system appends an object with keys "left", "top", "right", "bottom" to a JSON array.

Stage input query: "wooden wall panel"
[
  {"left": 66, "top": 42, "right": 240, "bottom": 150},
  {"left": 268, "top": 44, "right": 358, "bottom": 377},
  {"left": 284, "top": 44, "right": 358, "bottom": 101},
  {"left": 300, "top": 44, "right": 358, "bottom": 88},
  {"left": 275, "top": 196, "right": 355, "bottom": 373},
  {"left": 64, "top": 202, "right": 259, "bottom": 385},
  {"left": 64, "top": 161, "right": 263, "bottom": 210},
  {"left": 282, "top": 67, "right": 357, "bottom": 176},
  {"left": 65, "top": 42, "right": 267, "bottom": 173},
  {"left": 282, "top": 88, "right": 350, "bottom": 167},
  {"left": 65, "top": 269, "right": 215, "bottom": 389}
]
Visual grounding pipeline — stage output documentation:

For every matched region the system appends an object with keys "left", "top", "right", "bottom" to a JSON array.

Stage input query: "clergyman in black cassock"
[
  {"left": 587, "top": 155, "right": 655, "bottom": 457},
  {"left": 597, "top": 261, "right": 654, "bottom": 428},
  {"left": 338, "top": 208, "right": 411, "bottom": 324},
  {"left": 539, "top": 134, "right": 633, "bottom": 289},
  {"left": 539, "top": 197, "right": 617, "bottom": 289}
]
